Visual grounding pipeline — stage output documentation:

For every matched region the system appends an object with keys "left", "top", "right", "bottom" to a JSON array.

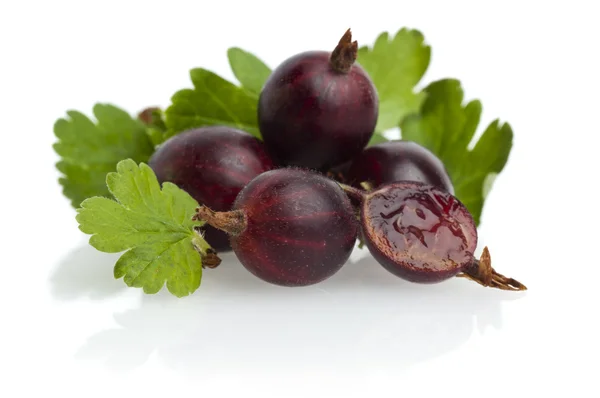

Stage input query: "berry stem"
[
  {"left": 338, "top": 183, "right": 365, "bottom": 204},
  {"left": 330, "top": 28, "right": 358, "bottom": 73},
  {"left": 193, "top": 206, "right": 247, "bottom": 236},
  {"left": 458, "top": 246, "right": 527, "bottom": 291},
  {"left": 191, "top": 227, "right": 222, "bottom": 268}
]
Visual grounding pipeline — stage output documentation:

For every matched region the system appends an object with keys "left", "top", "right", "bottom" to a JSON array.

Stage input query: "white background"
[{"left": 1, "top": 0, "right": 599, "bottom": 397}]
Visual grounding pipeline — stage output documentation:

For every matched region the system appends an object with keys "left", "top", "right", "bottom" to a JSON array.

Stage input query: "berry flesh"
[
  {"left": 360, "top": 181, "right": 475, "bottom": 283},
  {"left": 258, "top": 29, "right": 378, "bottom": 171},
  {"left": 347, "top": 140, "right": 454, "bottom": 194},
  {"left": 149, "top": 126, "right": 274, "bottom": 252},
  {"left": 194, "top": 168, "right": 358, "bottom": 286},
  {"left": 344, "top": 181, "right": 526, "bottom": 290}
]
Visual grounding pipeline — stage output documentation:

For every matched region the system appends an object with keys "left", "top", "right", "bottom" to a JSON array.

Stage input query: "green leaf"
[
  {"left": 227, "top": 47, "right": 272, "bottom": 96},
  {"left": 76, "top": 159, "right": 209, "bottom": 297},
  {"left": 357, "top": 28, "right": 431, "bottom": 135},
  {"left": 53, "top": 104, "right": 155, "bottom": 208},
  {"left": 164, "top": 68, "right": 261, "bottom": 140},
  {"left": 401, "top": 79, "right": 513, "bottom": 225},
  {"left": 367, "top": 132, "right": 389, "bottom": 146}
]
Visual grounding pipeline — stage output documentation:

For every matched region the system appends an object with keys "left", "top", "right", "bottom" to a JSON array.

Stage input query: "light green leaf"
[
  {"left": 367, "top": 132, "right": 389, "bottom": 146},
  {"left": 357, "top": 28, "right": 431, "bottom": 134},
  {"left": 53, "top": 104, "right": 155, "bottom": 208},
  {"left": 76, "top": 159, "right": 209, "bottom": 297},
  {"left": 227, "top": 47, "right": 272, "bottom": 96},
  {"left": 164, "top": 68, "right": 261, "bottom": 139},
  {"left": 401, "top": 79, "right": 513, "bottom": 225}
]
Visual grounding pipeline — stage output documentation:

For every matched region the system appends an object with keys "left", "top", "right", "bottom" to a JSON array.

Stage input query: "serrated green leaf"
[
  {"left": 114, "top": 238, "right": 201, "bottom": 295},
  {"left": 146, "top": 127, "right": 165, "bottom": 147},
  {"left": 53, "top": 104, "right": 155, "bottom": 208},
  {"left": 227, "top": 47, "right": 272, "bottom": 96},
  {"left": 164, "top": 68, "right": 261, "bottom": 140},
  {"left": 357, "top": 28, "right": 431, "bottom": 134},
  {"left": 401, "top": 79, "right": 513, "bottom": 225},
  {"left": 76, "top": 159, "right": 208, "bottom": 298}
]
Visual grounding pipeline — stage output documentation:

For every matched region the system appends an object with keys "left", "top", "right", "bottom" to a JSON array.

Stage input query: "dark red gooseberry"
[
  {"left": 347, "top": 140, "right": 454, "bottom": 194},
  {"left": 194, "top": 168, "right": 358, "bottom": 287},
  {"left": 341, "top": 181, "right": 526, "bottom": 290},
  {"left": 149, "top": 126, "right": 274, "bottom": 252},
  {"left": 258, "top": 29, "right": 378, "bottom": 171}
]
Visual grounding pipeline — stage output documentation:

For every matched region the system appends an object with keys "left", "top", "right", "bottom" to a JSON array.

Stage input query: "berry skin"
[
  {"left": 258, "top": 29, "right": 378, "bottom": 171},
  {"left": 347, "top": 140, "right": 454, "bottom": 194},
  {"left": 194, "top": 168, "right": 358, "bottom": 286},
  {"left": 148, "top": 126, "right": 274, "bottom": 252}
]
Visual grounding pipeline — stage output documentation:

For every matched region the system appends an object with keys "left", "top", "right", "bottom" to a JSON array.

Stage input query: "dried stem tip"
[
  {"left": 458, "top": 246, "right": 528, "bottom": 291},
  {"left": 193, "top": 206, "right": 247, "bottom": 236},
  {"left": 137, "top": 107, "right": 160, "bottom": 125},
  {"left": 191, "top": 227, "right": 223, "bottom": 268},
  {"left": 330, "top": 28, "right": 358, "bottom": 73},
  {"left": 202, "top": 248, "right": 222, "bottom": 269}
]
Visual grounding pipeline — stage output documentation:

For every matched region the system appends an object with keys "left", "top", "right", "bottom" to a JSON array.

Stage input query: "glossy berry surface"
[
  {"left": 348, "top": 140, "right": 454, "bottom": 194},
  {"left": 230, "top": 168, "right": 358, "bottom": 286},
  {"left": 258, "top": 30, "right": 378, "bottom": 171},
  {"left": 361, "top": 181, "right": 476, "bottom": 283},
  {"left": 148, "top": 126, "right": 274, "bottom": 251}
]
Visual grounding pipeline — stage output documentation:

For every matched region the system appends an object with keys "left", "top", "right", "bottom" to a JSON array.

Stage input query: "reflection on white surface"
[
  {"left": 51, "top": 245, "right": 524, "bottom": 375},
  {"left": 50, "top": 245, "right": 126, "bottom": 300}
]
